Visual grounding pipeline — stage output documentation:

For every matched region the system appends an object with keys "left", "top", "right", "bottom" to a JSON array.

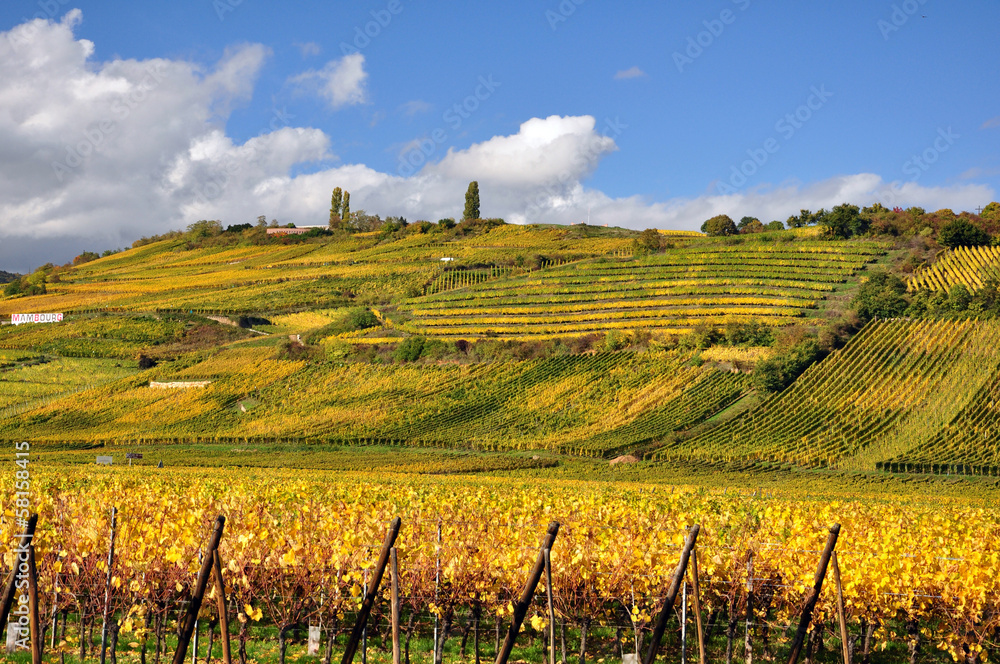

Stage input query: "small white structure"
[{"left": 149, "top": 381, "right": 213, "bottom": 389}]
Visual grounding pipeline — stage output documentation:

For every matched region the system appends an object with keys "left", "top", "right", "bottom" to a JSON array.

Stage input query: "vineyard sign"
[
  {"left": 96, "top": 456, "right": 113, "bottom": 465},
  {"left": 11, "top": 313, "right": 63, "bottom": 325}
]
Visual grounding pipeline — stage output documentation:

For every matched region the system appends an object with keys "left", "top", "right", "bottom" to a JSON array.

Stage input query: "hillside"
[{"left": 8, "top": 221, "right": 1000, "bottom": 477}]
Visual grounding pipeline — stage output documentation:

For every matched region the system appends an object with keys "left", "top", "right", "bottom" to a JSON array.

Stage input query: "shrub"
[
  {"left": 852, "top": 270, "right": 908, "bottom": 322},
  {"left": 347, "top": 308, "right": 379, "bottom": 330},
  {"left": 394, "top": 336, "right": 426, "bottom": 363},
  {"left": 938, "top": 220, "right": 991, "bottom": 248}
]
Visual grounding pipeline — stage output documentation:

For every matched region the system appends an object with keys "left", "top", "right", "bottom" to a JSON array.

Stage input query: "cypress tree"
[
  {"left": 329, "top": 187, "right": 343, "bottom": 227},
  {"left": 464, "top": 181, "right": 480, "bottom": 220}
]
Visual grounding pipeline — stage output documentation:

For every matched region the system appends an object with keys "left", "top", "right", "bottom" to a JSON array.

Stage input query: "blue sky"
[{"left": 1, "top": 0, "right": 998, "bottom": 268}]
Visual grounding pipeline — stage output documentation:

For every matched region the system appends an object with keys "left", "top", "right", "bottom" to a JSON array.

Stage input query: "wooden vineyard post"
[
  {"left": 642, "top": 524, "right": 700, "bottom": 664},
  {"left": 100, "top": 507, "right": 118, "bottom": 664},
  {"left": 545, "top": 548, "right": 555, "bottom": 664},
  {"left": 689, "top": 547, "right": 706, "bottom": 664},
  {"left": 391, "top": 548, "right": 401, "bottom": 664},
  {"left": 786, "top": 524, "right": 841, "bottom": 664},
  {"left": 173, "top": 516, "right": 226, "bottom": 664},
  {"left": 746, "top": 553, "right": 754, "bottom": 664},
  {"left": 832, "top": 552, "right": 849, "bottom": 664},
  {"left": 341, "top": 517, "right": 402, "bottom": 664},
  {"left": 494, "top": 521, "right": 560, "bottom": 664},
  {"left": 26, "top": 544, "right": 41, "bottom": 664},
  {"left": 433, "top": 519, "right": 441, "bottom": 664},
  {"left": 212, "top": 550, "right": 232, "bottom": 664},
  {"left": 0, "top": 514, "right": 38, "bottom": 629}
]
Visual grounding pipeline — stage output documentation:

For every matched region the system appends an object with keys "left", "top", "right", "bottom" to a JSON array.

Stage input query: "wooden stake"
[
  {"left": 494, "top": 522, "right": 560, "bottom": 664},
  {"left": 832, "top": 552, "right": 849, "bottom": 664},
  {"left": 642, "top": 524, "right": 701, "bottom": 664},
  {"left": 100, "top": 507, "right": 118, "bottom": 664},
  {"left": 545, "top": 548, "right": 555, "bottom": 664},
  {"left": 391, "top": 548, "right": 400, "bottom": 664},
  {"left": 212, "top": 550, "right": 232, "bottom": 664},
  {"left": 27, "top": 545, "right": 41, "bottom": 664},
  {"left": 689, "top": 547, "right": 706, "bottom": 664},
  {"left": 342, "top": 517, "right": 402, "bottom": 664},
  {"left": 173, "top": 516, "right": 226, "bottom": 664},
  {"left": 786, "top": 524, "right": 841, "bottom": 664},
  {"left": 746, "top": 553, "right": 754, "bottom": 664}
]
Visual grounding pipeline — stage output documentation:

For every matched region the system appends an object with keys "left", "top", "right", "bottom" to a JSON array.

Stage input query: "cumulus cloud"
[
  {"left": 0, "top": 13, "right": 994, "bottom": 270},
  {"left": 614, "top": 66, "right": 646, "bottom": 80},
  {"left": 290, "top": 54, "right": 368, "bottom": 109}
]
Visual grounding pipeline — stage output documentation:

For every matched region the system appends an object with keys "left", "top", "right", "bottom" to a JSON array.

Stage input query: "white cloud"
[
  {"left": 0, "top": 13, "right": 994, "bottom": 270},
  {"left": 425, "top": 115, "right": 617, "bottom": 189},
  {"left": 614, "top": 66, "right": 646, "bottom": 80},
  {"left": 294, "top": 41, "right": 322, "bottom": 58},
  {"left": 290, "top": 54, "right": 368, "bottom": 110}
]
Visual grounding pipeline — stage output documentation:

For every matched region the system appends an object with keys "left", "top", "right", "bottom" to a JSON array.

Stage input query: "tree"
[
  {"left": 329, "top": 187, "right": 343, "bottom": 228},
  {"left": 821, "top": 203, "right": 868, "bottom": 239},
  {"left": 72, "top": 251, "right": 100, "bottom": 266},
  {"left": 395, "top": 336, "right": 425, "bottom": 362},
  {"left": 766, "top": 220, "right": 785, "bottom": 231},
  {"left": 632, "top": 229, "right": 667, "bottom": 255},
  {"left": 341, "top": 191, "right": 351, "bottom": 224},
  {"left": 949, "top": 284, "right": 972, "bottom": 311},
  {"left": 700, "top": 214, "right": 738, "bottom": 237},
  {"left": 464, "top": 181, "right": 480, "bottom": 220},
  {"left": 187, "top": 219, "right": 223, "bottom": 239},
  {"left": 740, "top": 219, "right": 765, "bottom": 234},
  {"left": 981, "top": 202, "right": 1000, "bottom": 222},
  {"left": 938, "top": 219, "right": 991, "bottom": 248},
  {"left": 753, "top": 339, "right": 824, "bottom": 393},
  {"left": 852, "top": 270, "right": 908, "bottom": 322},
  {"left": 438, "top": 218, "right": 456, "bottom": 229},
  {"left": 738, "top": 216, "right": 760, "bottom": 230}
]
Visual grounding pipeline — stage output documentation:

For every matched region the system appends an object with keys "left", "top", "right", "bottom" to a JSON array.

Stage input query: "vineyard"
[
  {"left": 8, "top": 468, "right": 1000, "bottom": 664},
  {"left": 908, "top": 245, "right": 1000, "bottom": 292},
  {"left": 398, "top": 241, "right": 889, "bottom": 339},
  {"left": 0, "top": 348, "right": 748, "bottom": 458},
  {"left": 655, "top": 319, "right": 1000, "bottom": 473},
  {"left": 0, "top": 226, "right": 635, "bottom": 317}
]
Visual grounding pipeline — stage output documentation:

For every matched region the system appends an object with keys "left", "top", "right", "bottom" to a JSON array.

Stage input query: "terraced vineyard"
[
  {"left": 0, "top": 224, "right": 635, "bottom": 316},
  {"left": 400, "top": 240, "right": 890, "bottom": 339},
  {"left": 0, "top": 347, "right": 747, "bottom": 457},
  {"left": 908, "top": 244, "right": 1000, "bottom": 291},
  {"left": 655, "top": 319, "right": 1000, "bottom": 472}
]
